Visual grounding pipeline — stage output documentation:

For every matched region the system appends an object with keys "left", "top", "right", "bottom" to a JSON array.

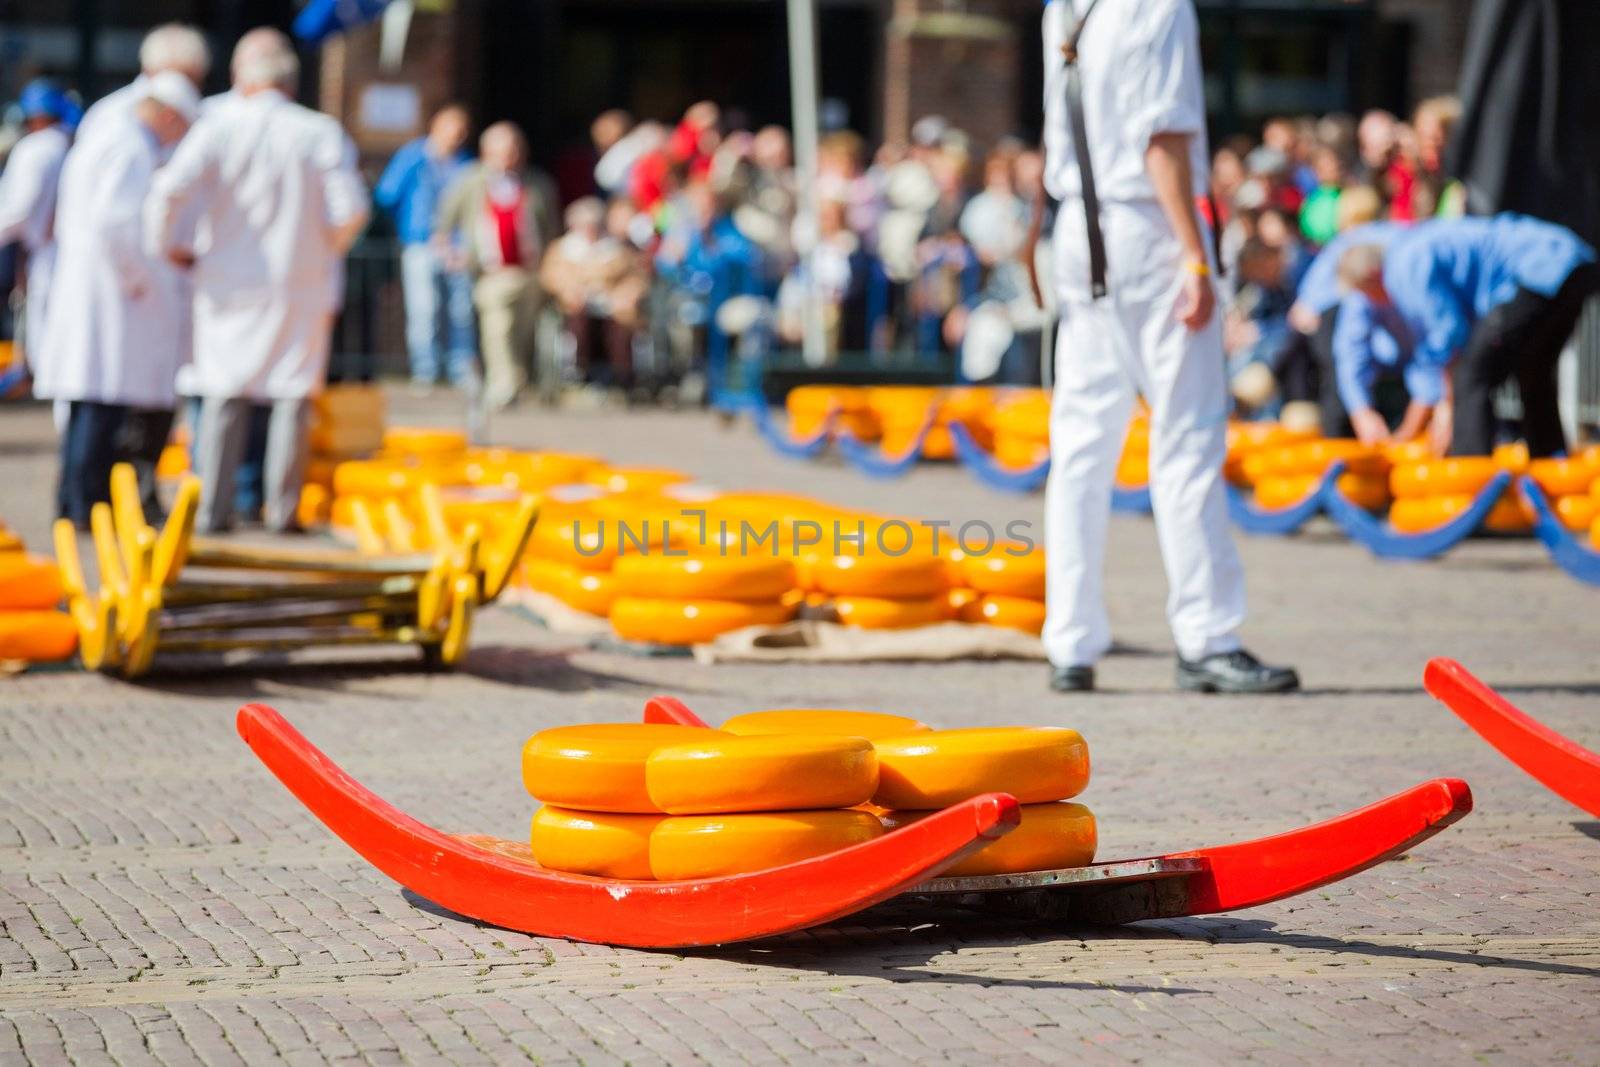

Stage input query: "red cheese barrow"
[
  {"left": 239, "top": 702, "right": 1471, "bottom": 949},
  {"left": 1424, "top": 657, "right": 1600, "bottom": 818}
]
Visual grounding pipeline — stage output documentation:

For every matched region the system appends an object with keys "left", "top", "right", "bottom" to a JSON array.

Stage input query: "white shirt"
[
  {"left": 35, "top": 118, "right": 187, "bottom": 407},
  {"left": 0, "top": 123, "right": 69, "bottom": 252},
  {"left": 74, "top": 77, "right": 147, "bottom": 149},
  {"left": 1042, "top": 0, "right": 1210, "bottom": 204},
  {"left": 145, "top": 89, "right": 369, "bottom": 400}
]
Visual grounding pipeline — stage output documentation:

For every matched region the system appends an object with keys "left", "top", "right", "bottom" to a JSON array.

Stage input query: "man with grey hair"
[
  {"left": 146, "top": 27, "right": 369, "bottom": 533},
  {"left": 76, "top": 23, "right": 211, "bottom": 147}
]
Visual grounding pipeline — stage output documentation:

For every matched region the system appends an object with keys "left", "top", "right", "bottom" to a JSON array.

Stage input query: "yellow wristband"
[{"left": 1183, "top": 259, "right": 1211, "bottom": 277}]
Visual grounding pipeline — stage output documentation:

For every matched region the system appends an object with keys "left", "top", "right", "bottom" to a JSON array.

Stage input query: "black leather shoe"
[
  {"left": 1176, "top": 649, "right": 1300, "bottom": 693},
  {"left": 1049, "top": 665, "right": 1096, "bottom": 692}
]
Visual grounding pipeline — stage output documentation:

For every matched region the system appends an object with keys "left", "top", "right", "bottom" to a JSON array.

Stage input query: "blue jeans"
[
  {"left": 58, "top": 401, "right": 126, "bottom": 529},
  {"left": 401, "top": 243, "right": 477, "bottom": 384}
]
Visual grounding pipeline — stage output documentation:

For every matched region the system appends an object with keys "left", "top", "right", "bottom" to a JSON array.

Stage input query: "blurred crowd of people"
[{"left": 3, "top": 19, "right": 1594, "bottom": 538}]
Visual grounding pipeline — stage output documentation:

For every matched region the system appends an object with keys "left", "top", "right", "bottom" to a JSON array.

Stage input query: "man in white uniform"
[
  {"left": 1040, "top": 0, "right": 1297, "bottom": 693},
  {"left": 0, "top": 80, "right": 77, "bottom": 379},
  {"left": 146, "top": 28, "right": 369, "bottom": 534},
  {"left": 75, "top": 23, "right": 211, "bottom": 147},
  {"left": 33, "top": 74, "right": 198, "bottom": 529}
]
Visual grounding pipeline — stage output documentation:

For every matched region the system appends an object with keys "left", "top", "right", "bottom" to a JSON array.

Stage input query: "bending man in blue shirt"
[
  {"left": 1327, "top": 244, "right": 1442, "bottom": 445},
  {"left": 1382, "top": 215, "right": 1599, "bottom": 457},
  {"left": 374, "top": 105, "right": 475, "bottom": 390}
]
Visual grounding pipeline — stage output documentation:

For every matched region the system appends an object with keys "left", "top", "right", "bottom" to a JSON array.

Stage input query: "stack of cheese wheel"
[
  {"left": 786, "top": 384, "right": 877, "bottom": 441},
  {"left": 1527, "top": 455, "right": 1600, "bottom": 533},
  {"left": 609, "top": 549, "right": 799, "bottom": 645},
  {"left": 522, "top": 720, "right": 884, "bottom": 880},
  {"left": 811, "top": 544, "right": 951, "bottom": 630},
  {"left": 1115, "top": 412, "right": 1151, "bottom": 490},
  {"left": 875, "top": 725, "right": 1095, "bottom": 876},
  {"left": 1389, "top": 454, "right": 1530, "bottom": 534},
  {"left": 0, "top": 552, "right": 76, "bottom": 663},
  {"left": 1224, "top": 422, "right": 1318, "bottom": 488},
  {"left": 867, "top": 387, "right": 942, "bottom": 458},
  {"left": 987, "top": 390, "right": 1051, "bottom": 470},
  {"left": 953, "top": 544, "right": 1046, "bottom": 635},
  {"left": 1250, "top": 438, "right": 1391, "bottom": 512}
]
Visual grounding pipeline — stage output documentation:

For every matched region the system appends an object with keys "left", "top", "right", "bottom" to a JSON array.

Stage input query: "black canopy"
[{"left": 1447, "top": 0, "right": 1600, "bottom": 245}]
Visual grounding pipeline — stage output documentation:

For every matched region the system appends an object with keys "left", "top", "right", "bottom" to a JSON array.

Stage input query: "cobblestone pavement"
[{"left": 2, "top": 395, "right": 1598, "bottom": 1065}]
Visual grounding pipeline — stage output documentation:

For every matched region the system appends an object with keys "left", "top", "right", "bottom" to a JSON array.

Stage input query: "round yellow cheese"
[
  {"left": 873, "top": 727, "right": 1090, "bottom": 809},
  {"left": 957, "top": 594, "right": 1046, "bottom": 634},
  {"left": 612, "top": 555, "right": 797, "bottom": 601},
  {"left": 523, "top": 557, "right": 617, "bottom": 616},
  {"left": 609, "top": 596, "right": 796, "bottom": 645},
  {"left": 650, "top": 810, "right": 884, "bottom": 880},
  {"left": 811, "top": 553, "right": 948, "bottom": 598},
  {"left": 959, "top": 550, "right": 1045, "bottom": 599},
  {"left": 530, "top": 806, "right": 661, "bottom": 880},
  {"left": 521, "top": 723, "right": 712, "bottom": 812},
  {"left": 645, "top": 733, "right": 878, "bottom": 814},
  {"left": 881, "top": 801, "right": 1096, "bottom": 876},
  {"left": 832, "top": 593, "right": 951, "bottom": 630},
  {"left": 720, "top": 709, "right": 931, "bottom": 741}
]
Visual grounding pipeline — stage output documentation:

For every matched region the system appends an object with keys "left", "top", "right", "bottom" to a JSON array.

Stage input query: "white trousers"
[{"left": 1042, "top": 200, "right": 1245, "bottom": 666}]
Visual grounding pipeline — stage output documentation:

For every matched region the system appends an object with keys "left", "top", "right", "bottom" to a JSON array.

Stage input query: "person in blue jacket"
[
  {"left": 374, "top": 104, "right": 475, "bottom": 390},
  {"left": 1326, "top": 243, "right": 1443, "bottom": 445},
  {"left": 1279, "top": 219, "right": 1410, "bottom": 432},
  {"left": 1381, "top": 214, "right": 1599, "bottom": 457}
]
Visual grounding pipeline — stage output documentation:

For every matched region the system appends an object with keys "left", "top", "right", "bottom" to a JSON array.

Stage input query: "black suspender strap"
[{"left": 1062, "top": 0, "right": 1107, "bottom": 299}]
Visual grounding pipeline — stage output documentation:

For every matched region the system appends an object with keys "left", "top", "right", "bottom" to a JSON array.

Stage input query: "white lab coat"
[
  {"left": 1038, "top": 0, "right": 1246, "bottom": 667},
  {"left": 145, "top": 89, "right": 369, "bottom": 401},
  {"left": 33, "top": 117, "right": 187, "bottom": 409},
  {"left": 0, "top": 122, "right": 70, "bottom": 369}
]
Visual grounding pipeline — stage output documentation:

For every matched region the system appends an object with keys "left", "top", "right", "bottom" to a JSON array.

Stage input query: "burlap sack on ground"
[{"left": 694, "top": 619, "right": 1046, "bottom": 664}]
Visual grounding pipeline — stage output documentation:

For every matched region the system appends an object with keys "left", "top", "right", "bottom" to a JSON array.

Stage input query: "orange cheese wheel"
[
  {"left": 612, "top": 555, "right": 796, "bottom": 601},
  {"left": 992, "top": 434, "right": 1049, "bottom": 470},
  {"left": 588, "top": 466, "right": 690, "bottom": 495},
  {"left": 1334, "top": 472, "right": 1392, "bottom": 512},
  {"left": 1252, "top": 473, "right": 1320, "bottom": 511},
  {"left": 1492, "top": 441, "right": 1531, "bottom": 474},
  {"left": 833, "top": 594, "right": 952, "bottom": 630},
  {"left": 332, "top": 460, "right": 453, "bottom": 499},
  {"left": 382, "top": 427, "right": 468, "bottom": 458},
  {"left": 720, "top": 709, "right": 931, "bottom": 740},
  {"left": 959, "top": 550, "right": 1045, "bottom": 599},
  {"left": 1527, "top": 457, "right": 1600, "bottom": 498},
  {"left": 521, "top": 723, "right": 712, "bottom": 812},
  {"left": 609, "top": 596, "right": 795, "bottom": 645},
  {"left": 297, "top": 483, "right": 332, "bottom": 528},
  {"left": 1592, "top": 514, "right": 1600, "bottom": 551},
  {"left": 1387, "top": 494, "right": 1530, "bottom": 534},
  {"left": 873, "top": 727, "right": 1090, "bottom": 810},
  {"left": 523, "top": 558, "right": 617, "bottom": 616},
  {"left": 0, "top": 554, "right": 65, "bottom": 611},
  {"left": 957, "top": 594, "right": 1046, "bottom": 635},
  {"left": 811, "top": 553, "right": 948, "bottom": 598},
  {"left": 0, "top": 609, "right": 78, "bottom": 662},
  {"left": 645, "top": 733, "right": 878, "bottom": 814},
  {"left": 1390, "top": 458, "right": 1498, "bottom": 498},
  {"left": 1384, "top": 439, "right": 1435, "bottom": 466},
  {"left": 1263, "top": 439, "right": 1389, "bottom": 478},
  {"left": 1553, "top": 494, "right": 1599, "bottom": 532},
  {"left": 650, "top": 810, "right": 884, "bottom": 880},
  {"left": 156, "top": 442, "right": 190, "bottom": 480},
  {"left": 946, "top": 587, "right": 980, "bottom": 614},
  {"left": 1114, "top": 452, "right": 1149, "bottom": 488},
  {"left": 881, "top": 801, "right": 1096, "bottom": 877},
  {"left": 530, "top": 806, "right": 661, "bottom": 880}
]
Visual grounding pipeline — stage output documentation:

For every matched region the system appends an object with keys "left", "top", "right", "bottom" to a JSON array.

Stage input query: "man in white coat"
[
  {"left": 0, "top": 80, "right": 77, "bottom": 380},
  {"left": 33, "top": 74, "right": 198, "bottom": 530},
  {"left": 75, "top": 23, "right": 211, "bottom": 147},
  {"left": 1040, "top": 0, "right": 1298, "bottom": 693},
  {"left": 146, "top": 28, "right": 369, "bottom": 534}
]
